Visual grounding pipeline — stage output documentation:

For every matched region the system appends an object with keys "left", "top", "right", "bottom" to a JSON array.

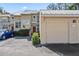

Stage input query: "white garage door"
[{"left": 46, "top": 18, "right": 68, "bottom": 43}]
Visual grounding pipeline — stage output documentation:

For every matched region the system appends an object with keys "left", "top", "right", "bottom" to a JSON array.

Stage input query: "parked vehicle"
[{"left": 0, "top": 29, "right": 13, "bottom": 39}]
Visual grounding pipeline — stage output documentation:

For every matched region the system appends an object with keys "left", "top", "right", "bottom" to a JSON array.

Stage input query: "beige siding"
[
  {"left": 21, "top": 14, "right": 32, "bottom": 20},
  {"left": 40, "top": 17, "right": 47, "bottom": 44},
  {"left": 21, "top": 14, "right": 31, "bottom": 29},
  {"left": 14, "top": 16, "right": 21, "bottom": 20},
  {"left": 77, "top": 19, "right": 79, "bottom": 43}
]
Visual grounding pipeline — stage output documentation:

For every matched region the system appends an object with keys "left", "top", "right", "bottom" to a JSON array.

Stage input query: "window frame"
[{"left": 15, "top": 21, "right": 21, "bottom": 28}]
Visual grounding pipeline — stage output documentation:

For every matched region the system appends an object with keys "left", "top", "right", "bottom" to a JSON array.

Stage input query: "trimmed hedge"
[
  {"left": 32, "top": 32, "right": 40, "bottom": 45},
  {"left": 14, "top": 29, "right": 30, "bottom": 36}
]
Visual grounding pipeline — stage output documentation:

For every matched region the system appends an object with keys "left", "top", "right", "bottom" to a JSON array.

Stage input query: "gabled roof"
[
  {"left": 21, "top": 10, "right": 39, "bottom": 14},
  {"left": 13, "top": 10, "right": 39, "bottom": 15}
]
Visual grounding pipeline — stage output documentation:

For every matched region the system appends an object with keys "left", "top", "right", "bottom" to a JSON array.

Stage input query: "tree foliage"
[
  {"left": 47, "top": 3, "right": 78, "bottom": 10},
  {"left": 0, "top": 7, "right": 10, "bottom": 14},
  {"left": 0, "top": 7, "right": 3, "bottom": 13}
]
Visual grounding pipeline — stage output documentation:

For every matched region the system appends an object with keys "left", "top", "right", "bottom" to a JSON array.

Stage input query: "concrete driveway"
[
  {"left": 1, "top": 37, "right": 79, "bottom": 56},
  {"left": 0, "top": 37, "right": 58, "bottom": 56}
]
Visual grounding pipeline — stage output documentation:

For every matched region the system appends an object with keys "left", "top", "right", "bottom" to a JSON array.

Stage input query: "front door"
[{"left": 33, "top": 26, "right": 36, "bottom": 32}]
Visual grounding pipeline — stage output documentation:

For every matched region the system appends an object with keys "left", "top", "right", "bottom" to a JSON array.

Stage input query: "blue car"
[{"left": 0, "top": 29, "right": 13, "bottom": 39}]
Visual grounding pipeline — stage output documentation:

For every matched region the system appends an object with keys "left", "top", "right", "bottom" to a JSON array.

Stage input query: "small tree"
[
  {"left": 68, "top": 4, "right": 76, "bottom": 10},
  {"left": 0, "top": 7, "right": 3, "bottom": 13},
  {"left": 32, "top": 32, "right": 40, "bottom": 45}
]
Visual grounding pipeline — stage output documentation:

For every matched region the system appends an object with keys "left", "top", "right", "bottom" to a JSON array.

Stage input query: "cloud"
[{"left": 22, "top": 6, "right": 27, "bottom": 10}]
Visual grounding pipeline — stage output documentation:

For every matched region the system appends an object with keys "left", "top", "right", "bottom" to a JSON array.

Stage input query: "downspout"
[
  {"left": 39, "top": 11, "right": 41, "bottom": 44},
  {"left": 29, "top": 14, "right": 32, "bottom": 40},
  {"left": 8, "top": 16, "right": 10, "bottom": 30}
]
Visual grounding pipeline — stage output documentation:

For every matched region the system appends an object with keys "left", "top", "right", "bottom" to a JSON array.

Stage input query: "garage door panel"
[{"left": 46, "top": 18, "right": 68, "bottom": 43}]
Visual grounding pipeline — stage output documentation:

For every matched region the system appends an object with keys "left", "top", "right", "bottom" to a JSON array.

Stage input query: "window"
[
  {"left": 23, "top": 25, "right": 25, "bottom": 28},
  {"left": 73, "top": 20, "right": 76, "bottom": 23},
  {"left": 32, "top": 15, "right": 37, "bottom": 23},
  {"left": 15, "top": 21, "right": 21, "bottom": 28},
  {"left": 33, "top": 16, "right": 35, "bottom": 19},
  {"left": 2, "top": 25, "right": 8, "bottom": 29},
  {"left": 12, "top": 17, "right": 14, "bottom": 19}
]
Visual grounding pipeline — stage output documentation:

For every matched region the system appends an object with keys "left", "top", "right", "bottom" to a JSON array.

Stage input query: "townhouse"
[
  {"left": 0, "top": 10, "right": 39, "bottom": 33},
  {"left": 0, "top": 13, "right": 14, "bottom": 31},
  {"left": 13, "top": 10, "right": 39, "bottom": 32},
  {"left": 1, "top": 10, "right": 79, "bottom": 44}
]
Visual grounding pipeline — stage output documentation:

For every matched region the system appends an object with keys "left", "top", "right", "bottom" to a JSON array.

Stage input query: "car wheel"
[{"left": 2, "top": 36, "right": 6, "bottom": 39}]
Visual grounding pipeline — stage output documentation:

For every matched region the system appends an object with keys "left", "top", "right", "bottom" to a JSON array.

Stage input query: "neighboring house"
[
  {"left": 21, "top": 10, "right": 39, "bottom": 33},
  {"left": 0, "top": 10, "right": 39, "bottom": 33},
  {"left": 0, "top": 10, "right": 39, "bottom": 34},
  {"left": 0, "top": 13, "right": 14, "bottom": 30},
  {"left": 40, "top": 10, "right": 79, "bottom": 44},
  {"left": 13, "top": 10, "right": 39, "bottom": 32}
]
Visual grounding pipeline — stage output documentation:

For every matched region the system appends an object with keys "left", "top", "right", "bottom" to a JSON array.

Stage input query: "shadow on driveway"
[
  {"left": 14, "top": 36, "right": 31, "bottom": 41},
  {"left": 0, "top": 39, "right": 8, "bottom": 42},
  {"left": 44, "top": 44, "right": 79, "bottom": 56}
]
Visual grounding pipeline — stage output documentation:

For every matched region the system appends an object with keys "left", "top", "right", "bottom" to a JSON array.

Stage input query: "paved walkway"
[{"left": 0, "top": 37, "right": 58, "bottom": 56}]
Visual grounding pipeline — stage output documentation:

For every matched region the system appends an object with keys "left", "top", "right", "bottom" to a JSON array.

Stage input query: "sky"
[{"left": 0, "top": 3, "right": 49, "bottom": 13}]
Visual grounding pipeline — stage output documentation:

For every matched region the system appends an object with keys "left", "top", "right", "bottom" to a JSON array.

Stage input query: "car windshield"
[
  {"left": 0, "top": 29, "right": 7, "bottom": 32},
  {"left": 0, "top": 30, "right": 3, "bottom": 33}
]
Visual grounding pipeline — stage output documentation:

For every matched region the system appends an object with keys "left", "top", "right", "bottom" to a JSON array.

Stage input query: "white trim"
[
  {"left": 39, "top": 11, "right": 42, "bottom": 44},
  {"left": 41, "top": 14, "right": 79, "bottom": 17},
  {"left": 40, "top": 10, "right": 79, "bottom": 15}
]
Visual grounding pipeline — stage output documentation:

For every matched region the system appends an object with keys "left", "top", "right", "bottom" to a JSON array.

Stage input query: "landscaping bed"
[{"left": 13, "top": 29, "right": 30, "bottom": 36}]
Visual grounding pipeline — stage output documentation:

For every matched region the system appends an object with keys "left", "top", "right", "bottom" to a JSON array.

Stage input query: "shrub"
[
  {"left": 14, "top": 29, "right": 30, "bottom": 36},
  {"left": 13, "top": 31, "right": 19, "bottom": 36},
  {"left": 19, "top": 29, "right": 30, "bottom": 36},
  {"left": 32, "top": 32, "right": 40, "bottom": 45}
]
